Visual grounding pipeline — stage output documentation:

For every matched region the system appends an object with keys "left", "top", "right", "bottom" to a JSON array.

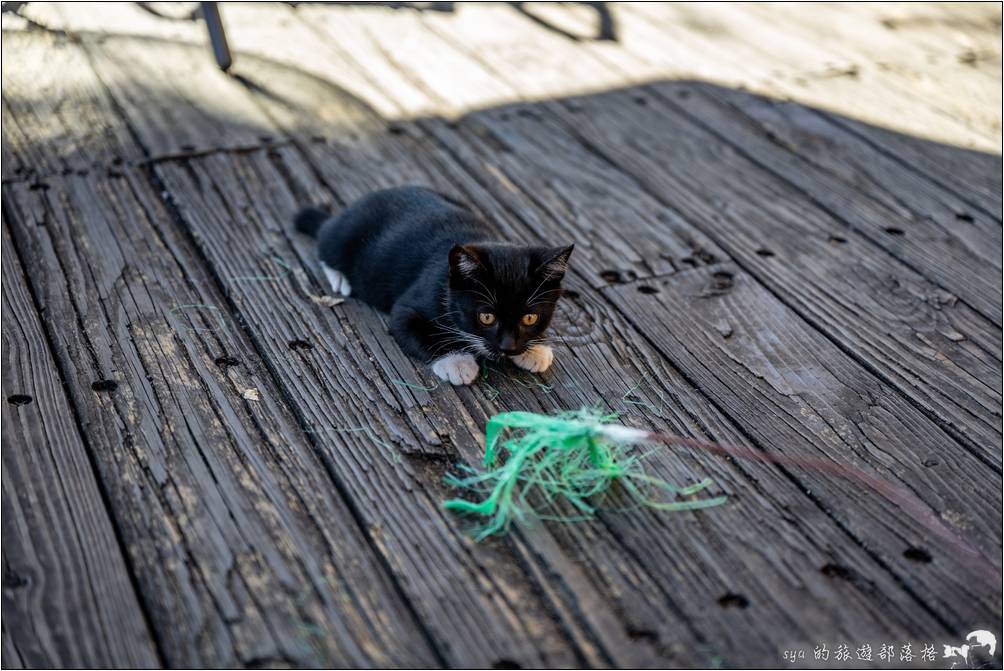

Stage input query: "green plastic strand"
[{"left": 443, "top": 409, "right": 726, "bottom": 540}]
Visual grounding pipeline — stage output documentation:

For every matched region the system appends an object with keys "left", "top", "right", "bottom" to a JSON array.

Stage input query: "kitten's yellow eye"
[
  {"left": 521, "top": 313, "right": 539, "bottom": 327},
  {"left": 478, "top": 312, "right": 496, "bottom": 326}
]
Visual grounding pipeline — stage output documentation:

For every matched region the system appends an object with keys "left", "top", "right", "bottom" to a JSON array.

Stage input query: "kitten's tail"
[{"left": 294, "top": 206, "right": 329, "bottom": 237}]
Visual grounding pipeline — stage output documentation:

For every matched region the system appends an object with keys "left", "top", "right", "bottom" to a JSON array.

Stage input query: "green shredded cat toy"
[
  {"left": 442, "top": 409, "right": 725, "bottom": 540},
  {"left": 443, "top": 408, "right": 990, "bottom": 584}
]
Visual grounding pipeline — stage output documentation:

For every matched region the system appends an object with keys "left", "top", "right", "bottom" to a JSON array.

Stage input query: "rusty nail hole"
[
  {"left": 491, "top": 660, "right": 521, "bottom": 670},
  {"left": 922, "top": 457, "right": 939, "bottom": 467},
  {"left": 955, "top": 211, "right": 974, "bottom": 223},
  {"left": 7, "top": 394, "right": 33, "bottom": 406},
  {"left": 637, "top": 285, "right": 659, "bottom": 294},
  {"left": 884, "top": 227, "right": 905, "bottom": 236},
  {"left": 91, "top": 380, "right": 118, "bottom": 393},
  {"left": 755, "top": 248, "right": 775, "bottom": 257},
  {"left": 821, "top": 563, "right": 853, "bottom": 580},
  {"left": 2, "top": 571, "right": 29, "bottom": 589},
  {"left": 903, "top": 546, "right": 932, "bottom": 563},
  {"left": 717, "top": 593, "right": 749, "bottom": 609},
  {"left": 215, "top": 355, "right": 241, "bottom": 368},
  {"left": 828, "top": 235, "right": 847, "bottom": 244},
  {"left": 625, "top": 624, "right": 658, "bottom": 642},
  {"left": 709, "top": 271, "right": 735, "bottom": 293},
  {"left": 288, "top": 339, "right": 313, "bottom": 351},
  {"left": 599, "top": 270, "right": 623, "bottom": 284}
]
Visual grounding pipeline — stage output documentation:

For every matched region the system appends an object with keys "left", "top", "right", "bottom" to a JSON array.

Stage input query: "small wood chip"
[
  {"left": 241, "top": 387, "right": 261, "bottom": 401},
  {"left": 309, "top": 293, "right": 345, "bottom": 308}
]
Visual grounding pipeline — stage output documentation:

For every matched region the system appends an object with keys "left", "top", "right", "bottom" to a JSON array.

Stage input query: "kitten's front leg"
[
  {"left": 390, "top": 302, "right": 479, "bottom": 385},
  {"left": 430, "top": 352, "right": 479, "bottom": 385},
  {"left": 510, "top": 345, "right": 554, "bottom": 373}
]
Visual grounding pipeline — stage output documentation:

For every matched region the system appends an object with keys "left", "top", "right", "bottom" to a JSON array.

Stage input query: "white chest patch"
[
  {"left": 322, "top": 263, "right": 352, "bottom": 297},
  {"left": 510, "top": 344, "right": 554, "bottom": 373},
  {"left": 431, "top": 352, "right": 480, "bottom": 385}
]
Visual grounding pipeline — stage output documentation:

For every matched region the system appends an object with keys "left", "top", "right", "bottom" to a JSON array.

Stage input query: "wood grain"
[
  {"left": 4, "top": 3, "right": 1002, "bottom": 666},
  {"left": 618, "top": 2, "right": 1003, "bottom": 216},
  {"left": 157, "top": 141, "right": 963, "bottom": 665},
  {"left": 1, "top": 29, "right": 140, "bottom": 180},
  {"left": 2, "top": 222, "right": 161, "bottom": 668},
  {"left": 399, "top": 2, "right": 1002, "bottom": 465},
  {"left": 418, "top": 115, "right": 1003, "bottom": 623},
  {"left": 3, "top": 174, "right": 441, "bottom": 668},
  {"left": 152, "top": 153, "right": 601, "bottom": 668}
]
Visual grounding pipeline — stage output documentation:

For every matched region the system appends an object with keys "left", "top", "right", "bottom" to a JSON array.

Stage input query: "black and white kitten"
[{"left": 294, "top": 186, "right": 573, "bottom": 385}]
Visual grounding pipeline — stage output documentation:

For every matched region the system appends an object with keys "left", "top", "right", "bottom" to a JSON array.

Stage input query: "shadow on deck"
[{"left": 3, "top": 21, "right": 1002, "bottom": 670}]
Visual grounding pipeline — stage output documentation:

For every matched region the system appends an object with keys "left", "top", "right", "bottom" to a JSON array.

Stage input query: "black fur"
[
  {"left": 294, "top": 186, "right": 573, "bottom": 364},
  {"left": 294, "top": 207, "right": 328, "bottom": 237}
]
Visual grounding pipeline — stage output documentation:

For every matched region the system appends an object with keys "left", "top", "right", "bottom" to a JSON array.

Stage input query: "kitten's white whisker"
[
  {"left": 469, "top": 277, "right": 498, "bottom": 304},
  {"left": 524, "top": 275, "right": 556, "bottom": 307}
]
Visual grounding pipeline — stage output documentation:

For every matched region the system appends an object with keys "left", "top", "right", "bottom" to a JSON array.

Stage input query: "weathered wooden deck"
[{"left": 2, "top": 2, "right": 1002, "bottom": 668}]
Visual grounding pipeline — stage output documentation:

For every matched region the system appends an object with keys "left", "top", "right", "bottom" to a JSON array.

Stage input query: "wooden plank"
[
  {"left": 11, "top": 11, "right": 604, "bottom": 666},
  {"left": 617, "top": 2, "right": 1003, "bottom": 216},
  {"left": 624, "top": 2, "right": 999, "bottom": 149},
  {"left": 1, "top": 222, "right": 161, "bottom": 668},
  {"left": 650, "top": 84, "right": 1003, "bottom": 289},
  {"left": 154, "top": 140, "right": 961, "bottom": 666},
  {"left": 853, "top": 1, "right": 1004, "bottom": 70},
  {"left": 542, "top": 3, "right": 1004, "bottom": 298},
  {"left": 439, "top": 117, "right": 1002, "bottom": 595},
  {"left": 152, "top": 18, "right": 979, "bottom": 657},
  {"left": 743, "top": 2, "right": 1002, "bottom": 144},
  {"left": 420, "top": 118, "right": 1004, "bottom": 622},
  {"left": 12, "top": 2, "right": 1001, "bottom": 662},
  {"left": 1, "top": 29, "right": 140, "bottom": 180},
  {"left": 500, "top": 2, "right": 1003, "bottom": 228},
  {"left": 32, "top": 1, "right": 284, "bottom": 158},
  {"left": 509, "top": 1, "right": 1001, "bottom": 219},
  {"left": 404, "top": 2, "right": 1002, "bottom": 465},
  {"left": 539, "top": 92, "right": 1003, "bottom": 455},
  {"left": 151, "top": 153, "right": 603, "bottom": 668},
  {"left": 283, "top": 3, "right": 1003, "bottom": 620},
  {"left": 3, "top": 173, "right": 442, "bottom": 668},
  {"left": 2, "top": 625, "right": 25, "bottom": 670}
]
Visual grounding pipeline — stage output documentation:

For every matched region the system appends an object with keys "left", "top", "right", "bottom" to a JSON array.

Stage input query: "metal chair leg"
[{"left": 201, "top": 2, "right": 232, "bottom": 71}]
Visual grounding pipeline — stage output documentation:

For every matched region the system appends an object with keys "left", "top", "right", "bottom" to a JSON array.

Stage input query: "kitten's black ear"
[
  {"left": 537, "top": 244, "right": 574, "bottom": 281},
  {"left": 448, "top": 244, "right": 485, "bottom": 280}
]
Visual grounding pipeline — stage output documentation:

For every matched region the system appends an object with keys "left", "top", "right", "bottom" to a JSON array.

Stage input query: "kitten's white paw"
[
  {"left": 322, "top": 263, "right": 352, "bottom": 297},
  {"left": 431, "top": 353, "right": 479, "bottom": 385},
  {"left": 510, "top": 345, "right": 553, "bottom": 373}
]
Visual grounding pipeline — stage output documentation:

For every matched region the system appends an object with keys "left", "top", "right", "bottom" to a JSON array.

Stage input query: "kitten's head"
[{"left": 447, "top": 242, "right": 574, "bottom": 359}]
